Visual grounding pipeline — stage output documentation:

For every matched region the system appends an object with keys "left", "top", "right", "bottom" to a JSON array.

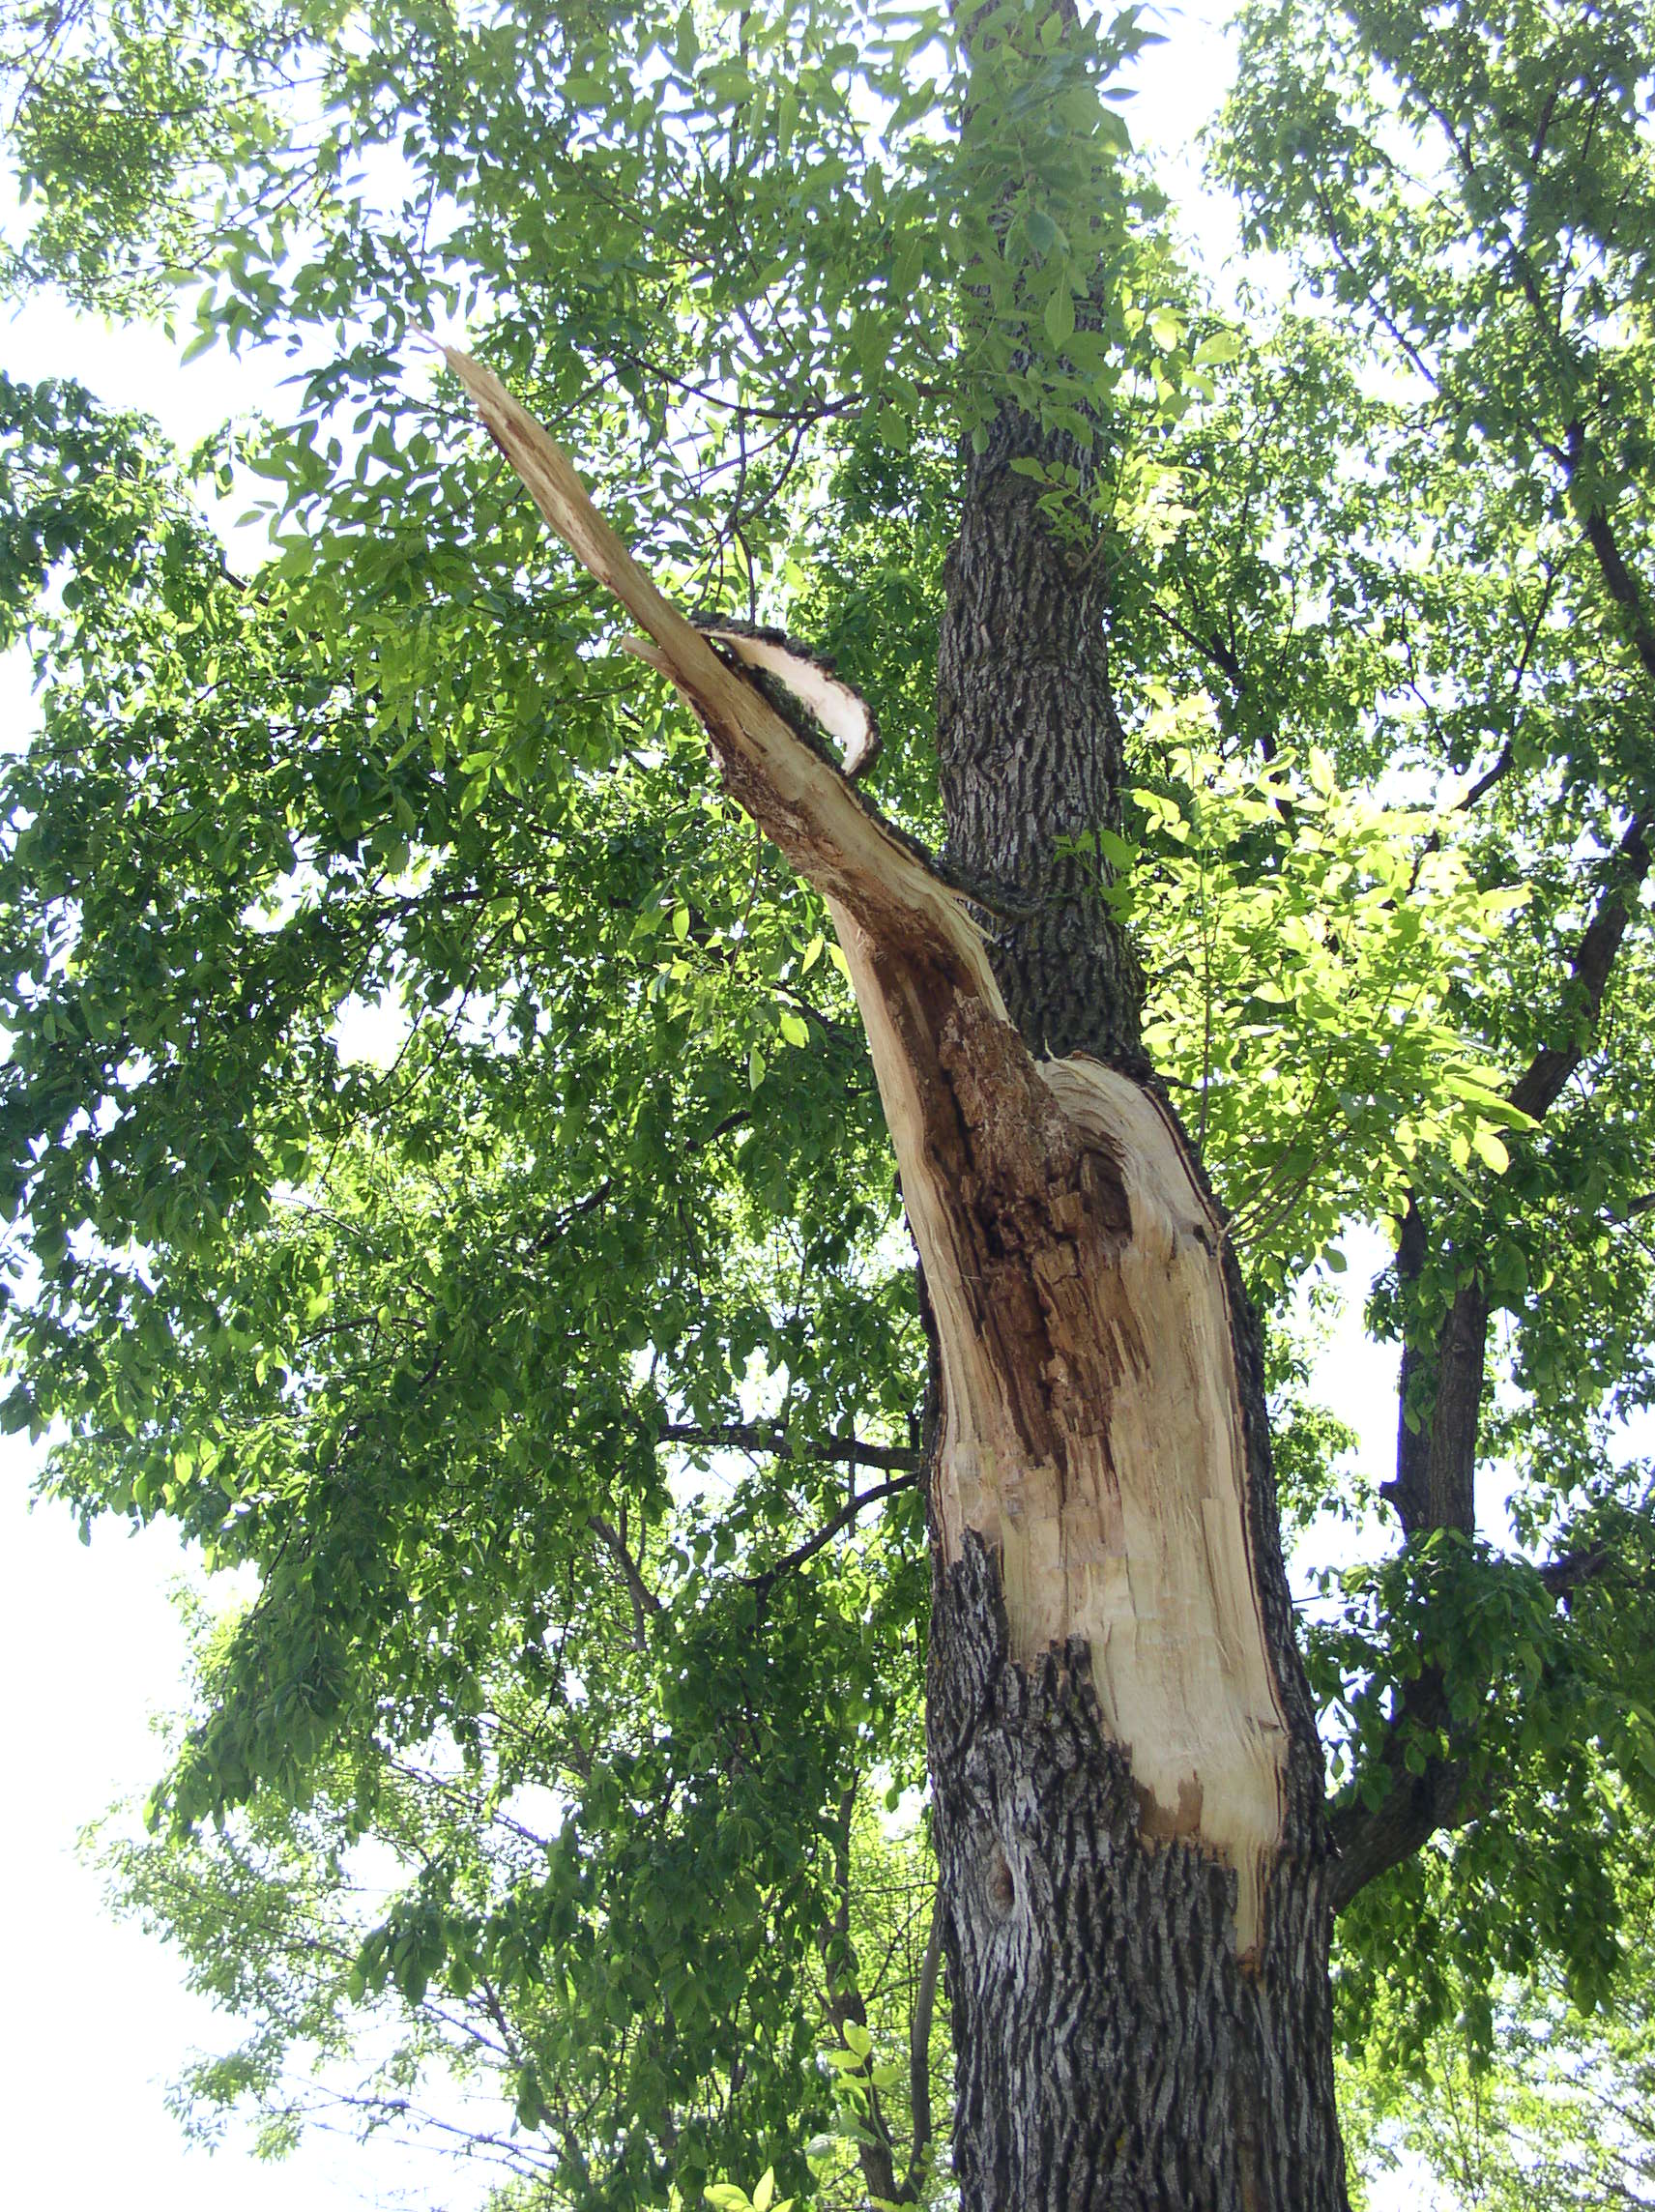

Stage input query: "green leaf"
[
  {"left": 1044, "top": 281, "right": 1077, "bottom": 347},
  {"left": 1147, "top": 307, "right": 1182, "bottom": 352},
  {"left": 1472, "top": 1126, "right": 1510, "bottom": 1174},
  {"left": 1191, "top": 331, "right": 1241, "bottom": 366}
]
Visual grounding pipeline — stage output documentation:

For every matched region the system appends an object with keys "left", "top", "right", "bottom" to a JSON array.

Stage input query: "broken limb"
[
  {"left": 448, "top": 346, "right": 1301, "bottom": 1951},
  {"left": 448, "top": 350, "right": 1345, "bottom": 2209}
]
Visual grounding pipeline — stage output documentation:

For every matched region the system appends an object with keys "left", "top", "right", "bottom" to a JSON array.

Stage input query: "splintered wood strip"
[
  {"left": 444, "top": 349, "right": 714, "bottom": 676},
  {"left": 444, "top": 347, "right": 993, "bottom": 1001},
  {"left": 450, "top": 350, "right": 1291, "bottom": 1954}
]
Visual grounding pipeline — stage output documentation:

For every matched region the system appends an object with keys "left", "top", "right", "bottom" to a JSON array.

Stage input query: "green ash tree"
[{"left": 3, "top": 0, "right": 1655, "bottom": 2205}]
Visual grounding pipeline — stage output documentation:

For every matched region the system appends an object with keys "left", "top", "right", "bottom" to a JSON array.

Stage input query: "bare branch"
[
  {"left": 1147, "top": 598, "right": 1244, "bottom": 689},
  {"left": 905, "top": 1884, "right": 943, "bottom": 2197},
  {"left": 747, "top": 1474, "right": 918, "bottom": 1595},
  {"left": 1381, "top": 1196, "right": 1434, "bottom": 1539},
  {"left": 1454, "top": 742, "right": 1514, "bottom": 812},
  {"left": 1566, "top": 421, "right": 1655, "bottom": 692},
  {"left": 659, "top": 1421, "right": 919, "bottom": 1474},
  {"left": 586, "top": 1514, "right": 662, "bottom": 1646}
]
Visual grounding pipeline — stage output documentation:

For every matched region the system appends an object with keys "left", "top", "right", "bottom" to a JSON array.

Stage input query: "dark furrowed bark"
[
  {"left": 938, "top": 415, "right": 1146, "bottom": 1066},
  {"left": 932, "top": 1540, "right": 1345, "bottom": 2212},
  {"left": 922, "top": 1255, "right": 1346, "bottom": 2207},
  {"left": 927, "top": 411, "right": 1348, "bottom": 2208}
]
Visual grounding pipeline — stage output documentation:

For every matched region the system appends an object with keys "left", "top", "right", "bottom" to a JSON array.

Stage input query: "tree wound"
[
  {"left": 698, "top": 624, "right": 881, "bottom": 780},
  {"left": 835, "top": 910, "right": 1292, "bottom": 1955}
]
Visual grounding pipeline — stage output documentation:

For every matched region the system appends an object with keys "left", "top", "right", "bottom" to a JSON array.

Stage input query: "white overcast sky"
[{"left": 0, "top": 6, "right": 1498, "bottom": 2206}]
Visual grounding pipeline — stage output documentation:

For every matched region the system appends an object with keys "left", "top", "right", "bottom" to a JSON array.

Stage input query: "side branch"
[
  {"left": 1386, "top": 811, "right": 1652, "bottom": 1547},
  {"left": 1565, "top": 420, "right": 1655, "bottom": 692},
  {"left": 1326, "top": 1703, "right": 1469, "bottom": 1915},
  {"left": 1343, "top": 812, "right": 1652, "bottom": 1906},
  {"left": 1330, "top": 1527, "right": 1654, "bottom": 1910},
  {"left": 660, "top": 1422, "right": 919, "bottom": 1473},
  {"left": 1509, "top": 811, "right": 1651, "bottom": 1122},
  {"left": 587, "top": 1513, "right": 663, "bottom": 1649},
  {"left": 747, "top": 1474, "right": 918, "bottom": 1595}
]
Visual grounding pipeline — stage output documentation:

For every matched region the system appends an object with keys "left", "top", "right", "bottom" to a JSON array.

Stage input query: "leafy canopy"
[{"left": 3, "top": 0, "right": 1655, "bottom": 2202}]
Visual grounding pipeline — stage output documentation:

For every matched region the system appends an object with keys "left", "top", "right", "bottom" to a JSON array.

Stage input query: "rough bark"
[
  {"left": 938, "top": 413, "right": 1144, "bottom": 1065},
  {"left": 927, "top": 424, "right": 1344, "bottom": 2211},
  {"left": 450, "top": 353, "right": 1348, "bottom": 2212},
  {"left": 932, "top": 1540, "right": 1343, "bottom": 2212}
]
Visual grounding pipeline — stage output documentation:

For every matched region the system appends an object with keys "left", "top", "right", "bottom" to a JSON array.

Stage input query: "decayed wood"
[{"left": 448, "top": 348, "right": 1291, "bottom": 1955}]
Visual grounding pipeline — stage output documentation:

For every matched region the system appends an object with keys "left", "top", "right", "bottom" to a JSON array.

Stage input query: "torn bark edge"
[{"left": 696, "top": 620, "right": 881, "bottom": 781}]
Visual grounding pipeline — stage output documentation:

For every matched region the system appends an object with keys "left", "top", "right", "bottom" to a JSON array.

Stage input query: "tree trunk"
[
  {"left": 446, "top": 353, "right": 1350, "bottom": 2212},
  {"left": 936, "top": 414, "right": 1144, "bottom": 1068},
  {"left": 925, "top": 424, "right": 1350, "bottom": 2210}
]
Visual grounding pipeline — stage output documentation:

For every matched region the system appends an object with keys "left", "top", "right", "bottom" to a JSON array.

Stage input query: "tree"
[{"left": 2, "top": 0, "right": 1654, "bottom": 2206}]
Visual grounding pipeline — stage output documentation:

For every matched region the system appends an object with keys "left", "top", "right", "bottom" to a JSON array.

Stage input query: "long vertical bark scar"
[
  {"left": 448, "top": 350, "right": 1291, "bottom": 1953},
  {"left": 834, "top": 918, "right": 1288, "bottom": 1952}
]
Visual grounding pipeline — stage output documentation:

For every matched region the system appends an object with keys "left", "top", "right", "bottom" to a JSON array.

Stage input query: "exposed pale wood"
[
  {"left": 834, "top": 913, "right": 1288, "bottom": 1953},
  {"left": 700, "top": 626, "right": 881, "bottom": 779},
  {"left": 1027, "top": 1061, "right": 1289, "bottom": 1949},
  {"left": 450, "top": 349, "right": 1291, "bottom": 1954}
]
